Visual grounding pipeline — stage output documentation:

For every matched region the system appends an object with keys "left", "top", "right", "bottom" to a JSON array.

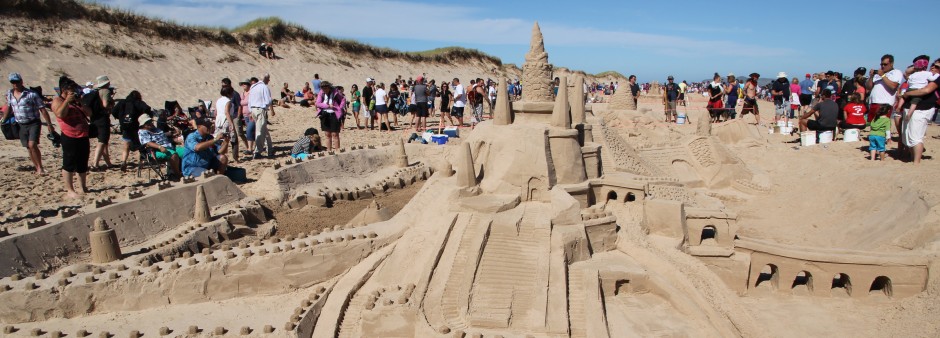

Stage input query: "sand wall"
[{"left": 0, "top": 176, "right": 244, "bottom": 278}]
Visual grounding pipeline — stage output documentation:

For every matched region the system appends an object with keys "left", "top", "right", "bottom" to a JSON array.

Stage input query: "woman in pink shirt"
[
  {"left": 51, "top": 76, "right": 91, "bottom": 199},
  {"left": 239, "top": 80, "right": 254, "bottom": 155},
  {"left": 315, "top": 81, "right": 346, "bottom": 151}
]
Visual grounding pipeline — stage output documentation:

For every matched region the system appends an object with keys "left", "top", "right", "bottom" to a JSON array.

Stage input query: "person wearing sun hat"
[
  {"left": 3, "top": 72, "right": 54, "bottom": 175},
  {"left": 137, "top": 113, "right": 181, "bottom": 177},
  {"left": 771, "top": 72, "right": 791, "bottom": 126}
]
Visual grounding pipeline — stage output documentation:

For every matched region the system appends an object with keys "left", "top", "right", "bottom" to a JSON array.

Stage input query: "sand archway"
[
  {"left": 870, "top": 276, "right": 892, "bottom": 297},
  {"left": 607, "top": 191, "right": 618, "bottom": 202},
  {"left": 755, "top": 264, "right": 779, "bottom": 290},
  {"left": 831, "top": 273, "right": 852, "bottom": 296},
  {"left": 700, "top": 226, "right": 717, "bottom": 245},
  {"left": 791, "top": 271, "right": 813, "bottom": 292}
]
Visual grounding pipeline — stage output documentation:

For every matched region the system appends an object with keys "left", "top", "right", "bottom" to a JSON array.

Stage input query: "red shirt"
[
  {"left": 843, "top": 103, "right": 867, "bottom": 125},
  {"left": 57, "top": 102, "right": 89, "bottom": 138}
]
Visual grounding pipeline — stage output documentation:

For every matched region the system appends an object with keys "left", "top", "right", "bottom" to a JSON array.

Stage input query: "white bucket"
[
  {"left": 787, "top": 121, "right": 795, "bottom": 128},
  {"left": 677, "top": 114, "right": 686, "bottom": 125},
  {"left": 777, "top": 121, "right": 786, "bottom": 128},
  {"left": 801, "top": 131, "right": 817, "bottom": 146},
  {"left": 818, "top": 131, "right": 834, "bottom": 144},
  {"left": 768, "top": 127, "right": 775, "bottom": 134},
  {"left": 843, "top": 129, "right": 860, "bottom": 142},
  {"left": 782, "top": 126, "right": 793, "bottom": 134}
]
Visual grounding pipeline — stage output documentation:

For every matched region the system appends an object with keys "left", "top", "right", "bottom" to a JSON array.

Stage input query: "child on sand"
[
  {"left": 869, "top": 105, "right": 891, "bottom": 161},
  {"left": 290, "top": 128, "right": 322, "bottom": 160}
]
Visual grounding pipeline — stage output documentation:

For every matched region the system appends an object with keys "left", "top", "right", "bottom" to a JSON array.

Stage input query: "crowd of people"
[{"left": 3, "top": 55, "right": 938, "bottom": 200}]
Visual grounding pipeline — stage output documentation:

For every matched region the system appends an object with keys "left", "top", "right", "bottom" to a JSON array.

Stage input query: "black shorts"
[
  {"left": 839, "top": 122, "right": 866, "bottom": 130},
  {"left": 319, "top": 112, "right": 342, "bottom": 133},
  {"left": 742, "top": 99, "right": 759, "bottom": 115},
  {"left": 416, "top": 102, "right": 429, "bottom": 118},
  {"left": 91, "top": 120, "right": 111, "bottom": 143},
  {"left": 799, "top": 94, "right": 813, "bottom": 106},
  {"left": 807, "top": 120, "right": 835, "bottom": 131},
  {"left": 121, "top": 126, "right": 139, "bottom": 143},
  {"left": 18, "top": 120, "right": 41, "bottom": 147},
  {"left": 451, "top": 106, "right": 464, "bottom": 118},
  {"left": 678, "top": 93, "right": 685, "bottom": 100},
  {"left": 61, "top": 134, "right": 90, "bottom": 173}
]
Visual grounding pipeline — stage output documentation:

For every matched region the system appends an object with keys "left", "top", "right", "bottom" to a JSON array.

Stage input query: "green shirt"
[{"left": 870, "top": 116, "right": 890, "bottom": 137}]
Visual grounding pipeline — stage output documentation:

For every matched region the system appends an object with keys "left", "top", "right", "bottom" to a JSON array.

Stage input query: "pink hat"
[{"left": 416, "top": 75, "right": 424, "bottom": 82}]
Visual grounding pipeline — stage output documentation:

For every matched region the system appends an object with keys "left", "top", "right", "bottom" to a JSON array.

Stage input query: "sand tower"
[
  {"left": 194, "top": 185, "right": 211, "bottom": 223},
  {"left": 396, "top": 138, "right": 408, "bottom": 168},
  {"left": 521, "top": 22, "right": 553, "bottom": 103},
  {"left": 89, "top": 218, "right": 121, "bottom": 263}
]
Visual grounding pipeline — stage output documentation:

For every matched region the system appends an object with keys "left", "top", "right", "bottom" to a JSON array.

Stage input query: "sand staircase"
[
  {"left": 439, "top": 214, "right": 489, "bottom": 331},
  {"left": 468, "top": 202, "right": 552, "bottom": 330},
  {"left": 337, "top": 293, "right": 370, "bottom": 338},
  {"left": 567, "top": 267, "right": 588, "bottom": 338}
]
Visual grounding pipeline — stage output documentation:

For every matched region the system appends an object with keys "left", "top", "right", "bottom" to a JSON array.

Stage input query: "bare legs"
[
  {"left": 62, "top": 170, "right": 87, "bottom": 199},
  {"left": 26, "top": 141, "right": 45, "bottom": 175},
  {"left": 93, "top": 141, "right": 111, "bottom": 169}
]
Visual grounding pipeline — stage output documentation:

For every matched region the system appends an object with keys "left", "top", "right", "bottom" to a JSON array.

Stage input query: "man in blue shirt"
[
  {"left": 181, "top": 120, "right": 228, "bottom": 177},
  {"left": 798, "top": 73, "right": 815, "bottom": 115},
  {"left": 311, "top": 74, "right": 321, "bottom": 96}
]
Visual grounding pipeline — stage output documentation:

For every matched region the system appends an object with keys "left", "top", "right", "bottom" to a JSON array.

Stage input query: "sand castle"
[{"left": 0, "top": 22, "right": 934, "bottom": 338}]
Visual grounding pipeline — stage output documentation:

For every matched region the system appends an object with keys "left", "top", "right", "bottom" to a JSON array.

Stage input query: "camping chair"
[{"left": 128, "top": 140, "right": 167, "bottom": 181}]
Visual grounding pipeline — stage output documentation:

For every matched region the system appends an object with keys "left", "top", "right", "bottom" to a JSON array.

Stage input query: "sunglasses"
[{"left": 880, "top": 63, "right": 890, "bottom": 66}]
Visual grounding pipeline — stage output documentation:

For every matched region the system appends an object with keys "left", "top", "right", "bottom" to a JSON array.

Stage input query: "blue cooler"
[
  {"left": 431, "top": 135, "right": 449, "bottom": 145},
  {"left": 443, "top": 127, "right": 459, "bottom": 138}
]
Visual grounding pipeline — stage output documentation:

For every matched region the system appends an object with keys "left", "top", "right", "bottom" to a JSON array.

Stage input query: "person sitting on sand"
[
  {"left": 280, "top": 83, "right": 296, "bottom": 104},
  {"left": 181, "top": 119, "right": 228, "bottom": 177},
  {"left": 799, "top": 89, "right": 838, "bottom": 133},
  {"left": 290, "top": 128, "right": 324, "bottom": 160},
  {"left": 138, "top": 115, "right": 182, "bottom": 177}
]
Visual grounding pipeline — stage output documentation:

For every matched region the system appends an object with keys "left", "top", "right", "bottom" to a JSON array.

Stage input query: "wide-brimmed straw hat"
[{"left": 95, "top": 75, "right": 110, "bottom": 89}]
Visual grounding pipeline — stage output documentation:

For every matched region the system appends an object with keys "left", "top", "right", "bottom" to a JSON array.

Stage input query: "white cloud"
[{"left": 94, "top": 0, "right": 792, "bottom": 57}]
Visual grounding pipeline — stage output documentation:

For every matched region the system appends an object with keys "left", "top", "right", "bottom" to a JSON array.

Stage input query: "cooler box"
[
  {"left": 431, "top": 135, "right": 449, "bottom": 145},
  {"left": 443, "top": 126, "right": 459, "bottom": 138}
]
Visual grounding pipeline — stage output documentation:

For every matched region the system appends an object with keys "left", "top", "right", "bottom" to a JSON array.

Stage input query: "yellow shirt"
[{"left": 678, "top": 82, "right": 687, "bottom": 93}]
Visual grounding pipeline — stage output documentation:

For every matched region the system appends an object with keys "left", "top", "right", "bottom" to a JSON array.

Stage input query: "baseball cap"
[
  {"left": 8, "top": 72, "right": 22, "bottom": 82},
  {"left": 365, "top": 77, "right": 374, "bottom": 82},
  {"left": 667, "top": 75, "right": 674, "bottom": 80},
  {"left": 805, "top": 73, "right": 811, "bottom": 78},
  {"left": 854, "top": 67, "right": 867, "bottom": 76}
]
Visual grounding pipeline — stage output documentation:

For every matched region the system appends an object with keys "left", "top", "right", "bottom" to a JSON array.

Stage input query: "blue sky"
[{"left": 97, "top": 0, "right": 931, "bottom": 82}]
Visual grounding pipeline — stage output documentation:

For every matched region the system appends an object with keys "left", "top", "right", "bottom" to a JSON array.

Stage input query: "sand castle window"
[
  {"left": 615, "top": 280, "right": 631, "bottom": 295},
  {"left": 869, "top": 276, "right": 892, "bottom": 297},
  {"left": 791, "top": 271, "right": 813, "bottom": 291},
  {"left": 700, "top": 226, "right": 717, "bottom": 245},
  {"left": 755, "top": 264, "right": 778, "bottom": 289},
  {"left": 831, "top": 273, "right": 852, "bottom": 296},
  {"left": 625, "top": 192, "right": 636, "bottom": 202},
  {"left": 607, "top": 191, "right": 618, "bottom": 202}
]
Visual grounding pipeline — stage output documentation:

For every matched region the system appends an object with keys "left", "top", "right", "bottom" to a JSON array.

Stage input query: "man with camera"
[
  {"left": 3, "top": 72, "right": 54, "bottom": 175},
  {"left": 181, "top": 119, "right": 228, "bottom": 177}
]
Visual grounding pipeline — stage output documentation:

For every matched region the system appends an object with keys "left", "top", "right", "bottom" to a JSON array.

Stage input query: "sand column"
[
  {"left": 396, "top": 138, "right": 409, "bottom": 168},
  {"left": 551, "top": 76, "right": 571, "bottom": 129},
  {"left": 457, "top": 142, "right": 476, "bottom": 188},
  {"left": 494, "top": 79, "right": 512, "bottom": 125},
  {"left": 194, "top": 185, "right": 211, "bottom": 223},
  {"left": 570, "top": 75, "right": 586, "bottom": 125}
]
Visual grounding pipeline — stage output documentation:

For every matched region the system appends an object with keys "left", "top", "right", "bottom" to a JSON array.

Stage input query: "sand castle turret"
[
  {"left": 396, "top": 138, "right": 408, "bottom": 168},
  {"left": 194, "top": 185, "right": 211, "bottom": 223},
  {"left": 493, "top": 79, "right": 512, "bottom": 125},
  {"left": 609, "top": 85, "right": 637, "bottom": 110},
  {"left": 551, "top": 76, "right": 571, "bottom": 129},
  {"left": 522, "top": 22, "right": 554, "bottom": 103},
  {"left": 570, "top": 76, "right": 586, "bottom": 125},
  {"left": 456, "top": 142, "right": 476, "bottom": 188},
  {"left": 89, "top": 218, "right": 121, "bottom": 264}
]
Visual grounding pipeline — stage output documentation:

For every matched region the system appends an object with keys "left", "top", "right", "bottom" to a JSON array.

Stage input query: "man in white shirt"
[
  {"left": 451, "top": 78, "right": 466, "bottom": 127},
  {"left": 248, "top": 74, "right": 276, "bottom": 158},
  {"left": 866, "top": 54, "right": 903, "bottom": 136}
]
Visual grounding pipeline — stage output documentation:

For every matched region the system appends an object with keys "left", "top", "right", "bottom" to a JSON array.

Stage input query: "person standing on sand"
[
  {"left": 374, "top": 83, "right": 389, "bottom": 132},
  {"left": 238, "top": 79, "right": 254, "bottom": 156},
  {"left": 726, "top": 74, "right": 740, "bottom": 120},
  {"left": 706, "top": 73, "right": 724, "bottom": 123},
  {"left": 900, "top": 58, "right": 940, "bottom": 165},
  {"left": 248, "top": 74, "right": 275, "bottom": 159},
  {"left": 51, "top": 76, "right": 91, "bottom": 199},
  {"left": 662, "top": 76, "right": 679, "bottom": 123},
  {"left": 362, "top": 78, "right": 375, "bottom": 130},
  {"left": 628, "top": 75, "right": 640, "bottom": 107},
  {"left": 4, "top": 72, "right": 54, "bottom": 175},
  {"left": 439, "top": 82, "right": 453, "bottom": 127},
  {"left": 798, "top": 74, "right": 815, "bottom": 116},
  {"left": 867, "top": 54, "right": 903, "bottom": 152},
  {"left": 350, "top": 84, "right": 362, "bottom": 129},
  {"left": 742, "top": 73, "right": 761, "bottom": 125},
  {"left": 315, "top": 81, "right": 344, "bottom": 151},
  {"left": 678, "top": 80, "right": 687, "bottom": 107},
  {"left": 451, "top": 78, "right": 466, "bottom": 127},
  {"left": 221, "top": 78, "right": 247, "bottom": 147},
  {"left": 771, "top": 72, "right": 791, "bottom": 127},
  {"left": 86, "top": 75, "right": 114, "bottom": 170},
  {"left": 311, "top": 74, "right": 321, "bottom": 96},
  {"left": 412, "top": 76, "right": 430, "bottom": 132},
  {"left": 427, "top": 79, "right": 438, "bottom": 121}
]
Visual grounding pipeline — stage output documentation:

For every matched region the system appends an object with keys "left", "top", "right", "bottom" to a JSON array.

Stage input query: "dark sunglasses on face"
[{"left": 881, "top": 63, "right": 890, "bottom": 66}]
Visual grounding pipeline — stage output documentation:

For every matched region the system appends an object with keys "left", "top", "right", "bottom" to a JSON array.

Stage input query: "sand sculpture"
[
  {"left": 0, "top": 22, "right": 933, "bottom": 338},
  {"left": 521, "top": 22, "right": 554, "bottom": 103}
]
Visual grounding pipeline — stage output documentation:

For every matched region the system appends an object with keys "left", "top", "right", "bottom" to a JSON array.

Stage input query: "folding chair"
[{"left": 130, "top": 140, "right": 166, "bottom": 181}]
